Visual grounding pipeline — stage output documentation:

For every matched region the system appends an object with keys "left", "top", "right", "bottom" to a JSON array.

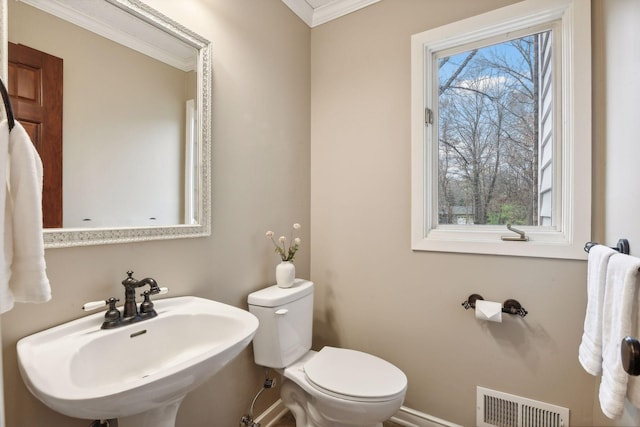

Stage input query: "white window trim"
[{"left": 410, "top": 0, "right": 591, "bottom": 259}]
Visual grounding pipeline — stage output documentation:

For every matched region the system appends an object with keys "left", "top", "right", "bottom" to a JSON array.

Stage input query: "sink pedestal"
[{"left": 118, "top": 398, "right": 184, "bottom": 427}]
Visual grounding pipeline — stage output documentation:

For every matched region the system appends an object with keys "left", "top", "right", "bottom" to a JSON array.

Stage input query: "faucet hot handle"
[
  {"left": 104, "top": 297, "right": 121, "bottom": 322},
  {"left": 83, "top": 300, "right": 106, "bottom": 311},
  {"left": 83, "top": 297, "right": 119, "bottom": 311},
  {"left": 106, "top": 297, "right": 119, "bottom": 309},
  {"left": 102, "top": 297, "right": 122, "bottom": 328}
]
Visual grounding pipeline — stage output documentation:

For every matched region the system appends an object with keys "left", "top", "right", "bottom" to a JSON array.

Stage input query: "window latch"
[
  {"left": 425, "top": 107, "right": 433, "bottom": 125},
  {"left": 501, "top": 223, "right": 528, "bottom": 241}
]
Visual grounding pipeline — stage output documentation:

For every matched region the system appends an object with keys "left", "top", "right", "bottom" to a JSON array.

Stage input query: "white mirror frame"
[{"left": 4, "top": 0, "right": 212, "bottom": 248}]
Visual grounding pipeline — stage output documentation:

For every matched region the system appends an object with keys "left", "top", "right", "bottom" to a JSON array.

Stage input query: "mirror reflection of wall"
[{"left": 8, "top": 0, "right": 197, "bottom": 229}]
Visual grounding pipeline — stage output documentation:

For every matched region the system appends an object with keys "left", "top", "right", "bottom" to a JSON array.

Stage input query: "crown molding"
[
  {"left": 282, "top": 0, "right": 381, "bottom": 27},
  {"left": 17, "top": 0, "right": 197, "bottom": 71}
]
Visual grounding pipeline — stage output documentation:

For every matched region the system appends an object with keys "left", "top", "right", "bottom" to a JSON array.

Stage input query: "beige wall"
[
  {"left": 2, "top": 0, "right": 310, "bottom": 425},
  {"left": 309, "top": 1, "right": 598, "bottom": 426},
  {"left": 4, "top": 0, "right": 639, "bottom": 426}
]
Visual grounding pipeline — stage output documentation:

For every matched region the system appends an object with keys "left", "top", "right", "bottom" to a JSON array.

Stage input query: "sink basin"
[{"left": 17, "top": 296, "right": 259, "bottom": 426}]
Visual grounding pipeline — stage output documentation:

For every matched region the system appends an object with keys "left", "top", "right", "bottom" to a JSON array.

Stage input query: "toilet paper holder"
[{"left": 461, "top": 294, "right": 528, "bottom": 318}]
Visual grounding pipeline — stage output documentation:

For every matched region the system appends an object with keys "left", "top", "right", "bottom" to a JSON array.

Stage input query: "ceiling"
[{"left": 281, "top": 0, "right": 381, "bottom": 27}]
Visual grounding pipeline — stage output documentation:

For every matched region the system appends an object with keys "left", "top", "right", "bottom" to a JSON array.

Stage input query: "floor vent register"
[{"left": 477, "top": 386, "right": 569, "bottom": 427}]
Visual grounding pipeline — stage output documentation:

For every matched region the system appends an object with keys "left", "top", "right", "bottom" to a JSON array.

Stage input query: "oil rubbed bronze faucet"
[
  {"left": 121, "top": 271, "right": 161, "bottom": 319},
  {"left": 82, "top": 271, "right": 167, "bottom": 329}
]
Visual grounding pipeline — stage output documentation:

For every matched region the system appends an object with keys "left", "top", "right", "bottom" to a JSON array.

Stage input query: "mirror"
[{"left": 6, "top": 0, "right": 211, "bottom": 247}]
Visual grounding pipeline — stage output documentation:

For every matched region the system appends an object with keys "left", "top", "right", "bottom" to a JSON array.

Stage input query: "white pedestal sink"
[{"left": 17, "top": 296, "right": 259, "bottom": 426}]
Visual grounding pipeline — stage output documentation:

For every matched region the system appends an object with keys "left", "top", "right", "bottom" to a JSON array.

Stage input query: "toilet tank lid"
[{"left": 248, "top": 279, "right": 314, "bottom": 307}]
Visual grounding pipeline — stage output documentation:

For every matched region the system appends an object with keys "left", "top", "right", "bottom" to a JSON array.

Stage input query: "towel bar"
[
  {"left": 0, "top": 77, "right": 15, "bottom": 131},
  {"left": 584, "top": 239, "right": 630, "bottom": 255}
]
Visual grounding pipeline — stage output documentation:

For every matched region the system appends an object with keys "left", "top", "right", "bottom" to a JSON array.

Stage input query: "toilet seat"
[{"left": 303, "top": 347, "right": 407, "bottom": 402}]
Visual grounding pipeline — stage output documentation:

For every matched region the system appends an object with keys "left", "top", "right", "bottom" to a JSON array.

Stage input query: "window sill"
[{"left": 412, "top": 226, "right": 588, "bottom": 259}]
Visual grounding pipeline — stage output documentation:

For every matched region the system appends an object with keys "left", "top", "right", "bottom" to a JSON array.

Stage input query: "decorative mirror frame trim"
[{"left": 23, "top": 0, "right": 213, "bottom": 248}]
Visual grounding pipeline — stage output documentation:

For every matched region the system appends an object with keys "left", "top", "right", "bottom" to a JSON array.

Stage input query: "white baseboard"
[
  {"left": 390, "top": 406, "right": 463, "bottom": 427},
  {"left": 255, "top": 400, "right": 462, "bottom": 427},
  {"left": 255, "top": 399, "right": 288, "bottom": 427}
]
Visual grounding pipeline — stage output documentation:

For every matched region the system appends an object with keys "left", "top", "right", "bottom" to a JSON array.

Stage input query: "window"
[{"left": 411, "top": 0, "right": 591, "bottom": 259}]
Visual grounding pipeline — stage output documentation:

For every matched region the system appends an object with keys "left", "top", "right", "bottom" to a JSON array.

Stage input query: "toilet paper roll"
[{"left": 475, "top": 300, "right": 502, "bottom": 323}]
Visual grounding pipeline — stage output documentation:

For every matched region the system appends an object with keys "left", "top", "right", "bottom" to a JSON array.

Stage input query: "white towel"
[
  {"left": 0, "top": 121, "right": 51, "bottom": 313},
  {"left": 599, "top": 253, "right": 640, "bottom": 419},
  {"left": 580, "top": 245, "right": 618, "bottom": 375}
]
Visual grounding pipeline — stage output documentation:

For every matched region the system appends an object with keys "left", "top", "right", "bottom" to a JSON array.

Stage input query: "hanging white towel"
[
  {"left": 599, "top": 253, "right": 640, "bottom": 419},
  {"left": 580, "top": 245, "right": 618, "bottom": 375},
  {"left": 0, "top": 121, "right": 51, "bottom": 313}
]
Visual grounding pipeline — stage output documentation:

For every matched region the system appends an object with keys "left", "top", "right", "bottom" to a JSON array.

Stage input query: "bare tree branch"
[{"left": 439, "top": 49, "right": 478, "bottom": 95}]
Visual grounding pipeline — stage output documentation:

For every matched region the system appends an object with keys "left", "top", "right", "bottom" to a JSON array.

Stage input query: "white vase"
[{"left": 276, "top": 261, "right": 295, "bottom": 288}]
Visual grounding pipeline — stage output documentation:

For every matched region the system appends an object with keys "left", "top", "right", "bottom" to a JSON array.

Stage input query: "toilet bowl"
[
  {"left": 282, "top": 348, "right": 406, "bottom": 427},
  {"left": 247, "top": 280, "right": 407, "bottom": 427}
]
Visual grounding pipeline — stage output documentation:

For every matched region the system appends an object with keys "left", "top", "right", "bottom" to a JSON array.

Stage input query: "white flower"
[{"left": 266, "top": 223, "right": 302, "bottom": 262}]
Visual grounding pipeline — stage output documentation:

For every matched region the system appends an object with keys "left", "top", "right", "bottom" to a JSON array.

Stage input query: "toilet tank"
[{"left": 247, "top": 279, "right": 314, "bottom": 368}]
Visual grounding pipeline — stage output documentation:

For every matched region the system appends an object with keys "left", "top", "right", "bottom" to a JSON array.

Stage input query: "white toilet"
[{"left": 248, "top": 279, "right": 407, "bottom": 427}]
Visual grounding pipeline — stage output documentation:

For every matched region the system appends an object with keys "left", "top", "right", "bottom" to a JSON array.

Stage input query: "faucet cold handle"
[
  {"left": 139, "top": 287, "right": 168, "bottom": 315},
  {"left": 140, "top": 291, "right": 154, "bottom": 314},
  {"left": 140, "top": 287, "right": 168, "bottom": 297}
]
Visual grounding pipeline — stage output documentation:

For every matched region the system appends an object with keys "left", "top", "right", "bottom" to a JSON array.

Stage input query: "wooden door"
[{"left": 8, "top": 42, "right": 63, "bottom": 228}]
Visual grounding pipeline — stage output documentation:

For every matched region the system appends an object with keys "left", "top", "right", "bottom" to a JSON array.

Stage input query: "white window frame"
[{"left": 410, "top": 0, "right": 591, "bottom": 259}]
